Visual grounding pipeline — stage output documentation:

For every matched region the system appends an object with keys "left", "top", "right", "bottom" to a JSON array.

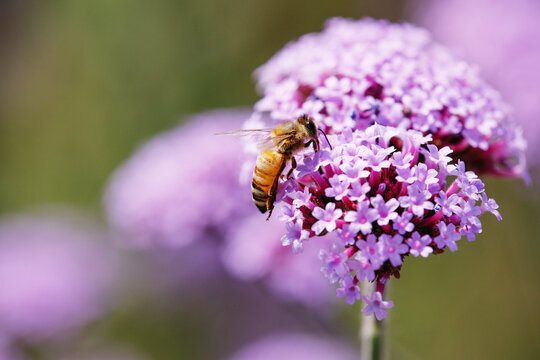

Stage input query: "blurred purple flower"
[
  {"left": 221, "top": 214, "right": 335, "bottom": 307},
  {"left": 104, "top": 109, "right": 252, "bottom": 248},
  {"left": 0, "top": 213, "right": 114, "bottom": 341},
  {"left": 413, "top": 0, "right": 540, "bottom": 165},
  {"left": 277, "top": 125, "right": 501, "bottom": 317},
  {"left": 225, "top": 333, "right": 357, "bottom": 360},
  {"left": 253, "top": 17, "right": 527, "bottom": 179}
]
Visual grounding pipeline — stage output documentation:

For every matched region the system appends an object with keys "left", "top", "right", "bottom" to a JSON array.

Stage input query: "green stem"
[{"left": 359, "top": 281, "right": 389, "bottom": 360}]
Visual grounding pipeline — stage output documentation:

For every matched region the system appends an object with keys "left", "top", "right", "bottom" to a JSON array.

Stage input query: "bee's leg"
[
  {"left": 286, "top": 156, "right": 297, "bottom": 179},
  {"left": 266, "top": 191, "right": 276, "bottom": 221},
  {"left": 304, "top": 139, "right": 319, "bottom": 152},
  {"left": 266, "top": 181, "right": 278, "bottom": 220},
  {"left": 266, "top": 206, "right": 274, "bottom": 221},
  {"left": 266, "top": 160, "right": 286, "bottom": 221}
]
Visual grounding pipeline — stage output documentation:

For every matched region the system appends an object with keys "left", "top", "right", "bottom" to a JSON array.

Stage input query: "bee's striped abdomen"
[{"left": 252, "top": 150, "right": 286, "bottom": 214}]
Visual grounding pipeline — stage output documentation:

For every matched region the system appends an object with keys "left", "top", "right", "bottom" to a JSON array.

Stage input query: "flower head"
[
  {"left": 0, "top": 213, "right": 113, "bottom": 341},
  {"left": 253, "top": 17, "right": 527, "bottom": 179},
  {"left": 277, "top": 124, "right": 501, "bottom": 318},
  {"left": 415, "top": 0, "right": 540, "bottom": 167},
  {"left": 104, "top": 109, "right": 252, "bottom": 248}
]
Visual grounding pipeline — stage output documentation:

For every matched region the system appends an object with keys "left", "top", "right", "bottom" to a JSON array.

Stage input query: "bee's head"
[
  {"left": 297, "top": 114, "right": 332, "bottom": 152},
  {"left": 297, "top": 114, "right": 318, "bottom": 139},
  {"left": 297, "top": 114, "right": 321, "bottom": 151}
]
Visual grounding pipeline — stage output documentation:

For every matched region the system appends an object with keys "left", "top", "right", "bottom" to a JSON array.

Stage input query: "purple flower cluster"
[
  {"left": 277, "top": 124, "right": 501, "bottom": 318},
  {"left": 105, "top": 109, "right": 252, "bottom": 248},
  {"left": 414, "top": 0, "right": 540, "bottom": 165},
  {"left": 0, "top": 213, "right": 114, "bottom": 341},
  {"left": 253, "top": 17, "right": 527, "bottom": 179}
]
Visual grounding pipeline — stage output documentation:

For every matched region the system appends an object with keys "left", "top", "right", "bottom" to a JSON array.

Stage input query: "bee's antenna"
[{"left": 318, "top": 128, "right": 332, "bottom": 150}]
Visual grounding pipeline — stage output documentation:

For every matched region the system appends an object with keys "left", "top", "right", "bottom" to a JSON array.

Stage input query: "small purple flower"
[
  {"left": 281, "top": 221, "right": 310, "bottom": 253},
  {"left": 434, "top": 222, "right": 461, "bottom": 252},
  {"left": 278, "top": 202, "right": 303, "bottom": 223},
  {"left": 480, "top": 192, "right": 502, "bottom": 221},
  {"left": 349, "top": 256, "right": 376, "bottom": 283},
  {"left": 315, "top": 76, "right": 352, "bottom": 102},
  {"left": 362, "top": 145, "right": 394, "bottom": 171},
  {"left": 324, "top": 175, "right": 350, "bottom": 201},
  {"left": 296, "top": 152, "right": 325, "bottom": 178},
  {"left": 435, "top": 191, "right": 461, "bottom": 217},
  {"left": 299, "top": 99, "right": 325, "bottom": 123},
  {"left": 415, "top": 163, "right": 439, "bottom": 187},
  {"left": 455, "top": 200, "right": 483, "bottom": 242},
  {"left": 291, "top": 187, "right": 313, "bottom": 209},
  {"left": 356, "top": 234, "right": 384, "bottom": 268},
  {"left": 371, "top": 195, "right": 399, "bottom": 226},
  {"left": 344, "top": 202, "right": 378, "bottom": 235},
  {"left": 319, "top": 246, "right": 348, "bottom": 283},
  {"left": 362, "top": 291, "right": 394, "bottom": 321},
  {"left": 337, "top": 223, "right": 357, "bottom": 246},
  {"left": 336, "top": 276, "right": 361, "bottom": 305},
  {"left": 407, "top": 232, "right": 434, "bottom": 258},
  {"left": 396, "top": 167, "right": 417, "bottom": 184},
  {"left": 400, "top": 182, "right": 435, "bottom": 217},
  {"left": 380, "top": 234, "right": 409, "bottom": 267},
  {"left": 348, "top": 181, "right": 371, "bottom": 202},
  {"left": 392, "top": 151, "right": 415, "bottom": 169},
  {"left": 457, "top": 171, "right": 484, "bottom": 201},
  {"left": 422, "top": 144, "right": 453, "bottom": 169},
  {"left": 339, "top": 158, "right": 370, "bottom": 181},
  {"left": 393, "top": 212, "right": 415, "bottom": 235},
  {"left": 312, "top": 203, "right": 343, "bottom": 235}
]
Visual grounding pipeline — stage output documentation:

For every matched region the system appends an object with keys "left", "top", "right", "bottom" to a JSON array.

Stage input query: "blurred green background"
[{"left": 0, "top": 0, "right": 538, "bottom": 359}]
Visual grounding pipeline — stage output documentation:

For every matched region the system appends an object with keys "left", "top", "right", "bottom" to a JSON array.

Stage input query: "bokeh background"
[{"left": 0, "top": 0, "right": 538, "bottom": 359}]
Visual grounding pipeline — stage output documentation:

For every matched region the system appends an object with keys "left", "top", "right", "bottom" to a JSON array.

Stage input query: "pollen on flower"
[
  {"left": 276, "top": 124, "right": 501, "bottom": 319},
  {"left": 253, "top": 17, "right": 527, "bottom": 180}
]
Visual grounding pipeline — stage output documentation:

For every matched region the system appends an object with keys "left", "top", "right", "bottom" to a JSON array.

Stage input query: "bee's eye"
[{"left": 306, "top": 120, "right": 316, "bottom": 133}]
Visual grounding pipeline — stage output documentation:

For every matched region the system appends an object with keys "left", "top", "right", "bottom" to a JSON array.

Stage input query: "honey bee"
[{"left": 218, "top": 114, "right": 331, "bottom": 220}]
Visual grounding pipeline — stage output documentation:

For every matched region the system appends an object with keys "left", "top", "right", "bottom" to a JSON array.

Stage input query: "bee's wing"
[
  {"left": 215, "top": 128, "right": 276, "bottom": 150},
  {"left": 215, "top": 128, "right": 273, "bottom": 136}
]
